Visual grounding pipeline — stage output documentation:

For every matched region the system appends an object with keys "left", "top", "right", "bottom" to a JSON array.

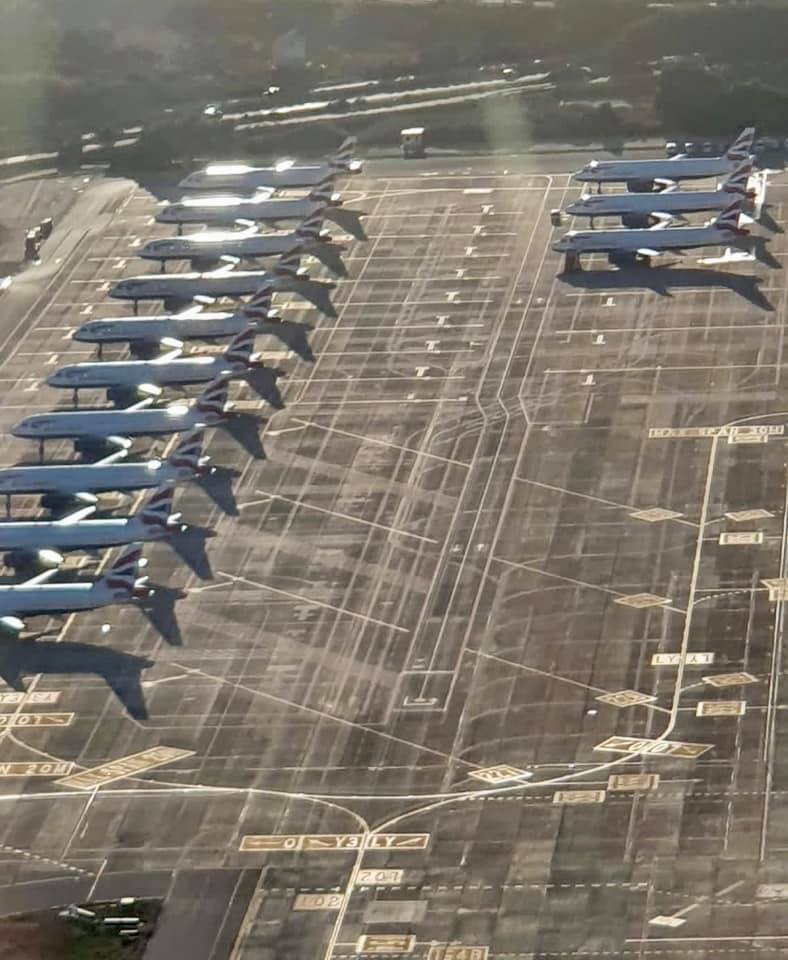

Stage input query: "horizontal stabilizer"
[{"left": 697, "top": 247, "right": 755, "bottom": 265}]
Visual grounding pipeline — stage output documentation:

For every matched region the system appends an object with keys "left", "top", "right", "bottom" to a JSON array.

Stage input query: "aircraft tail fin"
[
  {"left": 168, "top": 428, "right": 205, "bottom": 473},
  {"left": 330, "top": 136, "right": 357, "bottom": 170},
  {"left": 714, "top": 197, "right": 744, "bottom": 232},
  {"left": 195, "top": 375, "right": 231, "bottom": 417},
  {"left": 275, "top": 244, "right": 303, "bottom": 278},
  {"left": 726, "top": 126, "right": 755, "bottom": 162},
  {"left": 308, "top": 175, "right": 336, "bottom": 204},
  {"left": 296, "top": 212, "right": 325, "bottom": 240},
  {"left": 223, "top": 325, "right": 257, "bottom": 365},
  {"left": 722, "top": 159, "right": 753, "bottom": 196},
  {"left": 100, "top": 542, "right": 146, "bottom": 597},
  {"left": 139, "top": 484, "right": 176, "bottom": 530},
  {"left": 241, "top": 283, "right": 275, "bottom": 320}
]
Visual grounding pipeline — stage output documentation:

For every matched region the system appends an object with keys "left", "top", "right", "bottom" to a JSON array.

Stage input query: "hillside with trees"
[{"left": 3, "top": 0, "right": 788, "bottom": 156}]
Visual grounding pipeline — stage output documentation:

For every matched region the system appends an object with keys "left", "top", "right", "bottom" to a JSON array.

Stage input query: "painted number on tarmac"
[
  {"left": 0, "top": 761, "right": 74, "bottom": 777},
  {"left": 356, "top": 870, "right": 404, "bottom": 886},
  {"left": 595, "top": 735, "right": 712, "bottom": 759},
  {"left": 428, "top": 947, "right": 489, "bottom": 960},
  {"left": 293, "top": 893, "right": 343, "bottom": 911},
  {"left": 0, "top": 713, "right": 73, "bottom": 728},
  {"left": 56, "top": 746, "right": 194, "bottom": 789},
  {"left": 0, "top": 691, "right": 61, "bottom": 706},
  {"left": 469, "top": 764, "right": 527, "bottom": 784},
  {"left": 240, "top": 834, "right": 429, "bottom": 853},
  {"left": 357, "top": 935, "right": 416, "bottom": 955}
]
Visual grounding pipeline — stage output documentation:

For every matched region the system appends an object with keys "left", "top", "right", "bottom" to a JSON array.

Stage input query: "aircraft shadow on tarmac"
[
  {"left": 257, "top": 319, "right": 315, "bottom": 363},
  {"left": 246, "top": 366, "right": 287, "bottom": 409},
  {"left": 759, "top": 207, "right": 783, "bottom": 234},
  {"left": 0, "top": 634, "right": 154, "bottom": 719},
  {"left": 195, "top": 465, "right": 239, "bottom": 517},
  {"left": 138, "top": 583, "right": 185, "bottom": 648},
  {"left": 559, "top": 265, "right": 775, "bottom": 311},
  {"left": 221, "top": 412, "right": 268, "bottom": 460},
  {"left": 169, "top": 524, "right": 216, "bottom": 581}
]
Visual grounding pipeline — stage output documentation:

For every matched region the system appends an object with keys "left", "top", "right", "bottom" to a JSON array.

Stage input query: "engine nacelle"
[
  {"left": 106, "top": 385, "right": 141, "bottom": 409},
  {"left": 128, "top": 340, "right": 160, "bottom": 361},
  {"left": 608, "top": 250, "right": 642, "bottom": 268},
  {"left": 41, "top": 492, "right": 78, "bottom": 515},
  {"left": 621, "top": 212, "right": 652, "bottom": 229},
  {"left": 163, "top": 297, "right": 192, "bottom": 313},
  {"left": 74, "top": 437, "right": 115, "bottom": 461},
  {"left": 5, "top": 547, "right": 63, "bottom": 573},
  {"left": 627, "top": 179, "right": 656, "bottom": 193}
]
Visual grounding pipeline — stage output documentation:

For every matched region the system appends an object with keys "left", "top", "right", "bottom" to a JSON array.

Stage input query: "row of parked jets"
[
  {"left": 0, "top": 137, "right": 364, "bottom": 637},
  {"left": 553, "top": 127, "right": 773, "bottom": 266}
]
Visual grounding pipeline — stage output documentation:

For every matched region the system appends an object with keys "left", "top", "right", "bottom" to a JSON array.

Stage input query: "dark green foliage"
[{"left": 5, "top": 0, "right": 788, "bottom": 156}]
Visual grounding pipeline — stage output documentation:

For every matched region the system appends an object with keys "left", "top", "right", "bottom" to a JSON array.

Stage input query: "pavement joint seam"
[{"left": 0, "top": 843, "right": 94, "bottom": 877}]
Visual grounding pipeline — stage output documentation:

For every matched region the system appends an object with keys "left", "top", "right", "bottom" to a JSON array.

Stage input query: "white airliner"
[
  {"left": 47, "top": 326, "right": 263, "bottom": 406},
  {"left": 553, "top": 198, "right": 749, "bottom": 266},
  {"left": 574, "top": 127, "right": 755, "bottom": 190},
  {"left": 74, "top": 286, "right": 314, "bottom": 363},
  {"left": 0, "top": 484, "right": 184, "bottom": 571},
  {"left": 157, "top": 177, "right": 367, "bottom": 241},
  {"left": 178, "top": 137, "right": 362, "bottom": 192},
  {"left": 13, "top": 377, "right": 232, "bottom": 459},
  {"left": 74, "top": 287, "right": 276, "bottom": 355},
  {"left": 0, "top": 428, "right": 208, "bottom": 514},
  {"left": 110, "top": 249, "right": 338, "bottom": 317},
  {"left": 0, "top": 542, "right": 150, "bottom": 635},
  {"left": 566, "top": 160, "right": 764, "bottom": 225},
  {"left": 139, "top": 213, "right": 348, "bottom": 277}
]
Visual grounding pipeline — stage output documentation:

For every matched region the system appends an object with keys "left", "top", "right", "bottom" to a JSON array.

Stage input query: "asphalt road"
[{"left": 0, "top": 154, "right": 787, "bottom": 960}]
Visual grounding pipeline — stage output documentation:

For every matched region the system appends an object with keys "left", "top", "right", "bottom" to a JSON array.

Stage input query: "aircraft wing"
[
  {"left": 97, "top": 449, "right": 129, "bottom": 466},
  {"left": 128, "top": 397, "right": 155, "bottom": 412},
  {"left": 653, "top": 177, "right": 680, "bottom": 190},
  {"left": 57, "top": 504, "right": 97, "bottom": 525},
  {"left": 107, "top": 435, "right": 134, "bottom": 450},
  {"left": 649, "top": 214, "right": 676, "bottom": 229},
  {"left": 152, "top": 346, "right": 183, "bottom": 363},
  {"left": 206, "top": 263, "right": 238, "bottom": 277},
  {"left": 24, "top": 568, "right": 60, "bottom": 585},
  {"left": 176, "top": 306, "right": 205, "bottom": 319}
]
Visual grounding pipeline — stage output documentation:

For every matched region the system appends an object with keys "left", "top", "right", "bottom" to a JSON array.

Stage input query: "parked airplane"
[
  {"left": 13, "top": 377, "right": 232, "bottom": 460},
  {"left": 73, "top": 286, "right": 315, "bottom": 364},
  {"left": 0, "top": 429, "right": 209, "bottom": 515},
  {"left": 110, "top": 248, "right": 338, "bottom": 317},
  {"left": 565, "top": 161, "right": 764, "bottom": 227},
  {"left": 573, "top": 127, "right": 755, "bottom": 191},
  {"left": 0, "top": 542, "right": 150, "bottom": 635},
  {"left": 157, "top": 176, "right": 367, "bottom": 241},
  {"left": 0, "top": 484, "right": 184, "bottom": 572},
  {"left": 139, "top": 213, "right": 348, "bottom": 277},
  {"left": 48, "top": 326, "right": 267, "bottom": 407},
  {"left": 553, "top": 198, "right": 749, "bottom": 267},
  {"left": 178, "top": 137, "right": 361, "bottom": 192}
]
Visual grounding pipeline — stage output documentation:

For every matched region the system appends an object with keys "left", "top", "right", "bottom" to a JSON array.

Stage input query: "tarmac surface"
[{"left": 0, "top": 154, "right": 787, "bottom": 959}]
